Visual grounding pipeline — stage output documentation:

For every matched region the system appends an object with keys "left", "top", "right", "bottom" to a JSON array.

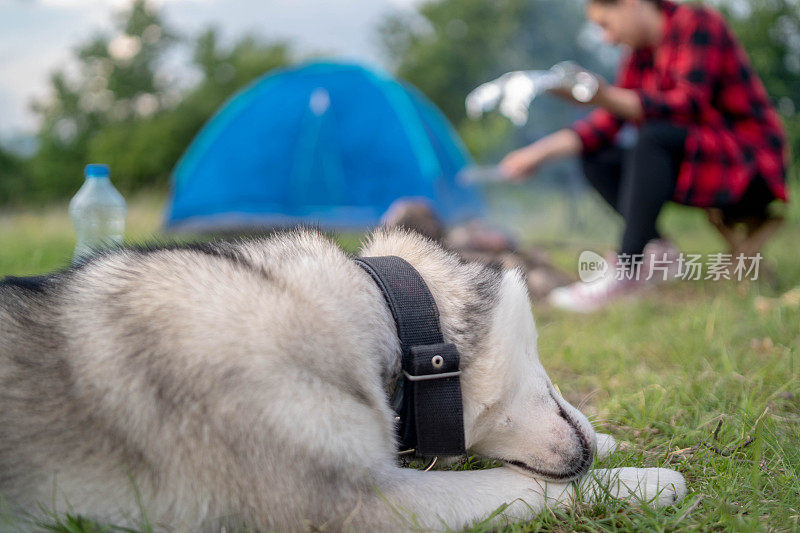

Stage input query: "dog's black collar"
[{"left": 355, "top": 256, "right": 466, "bottom": 458}]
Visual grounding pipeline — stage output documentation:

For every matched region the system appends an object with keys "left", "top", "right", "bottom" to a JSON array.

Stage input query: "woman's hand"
[
  {"left": 499, "top": 145, "right": 546, "bottom": 182},
  {"left": 499, "top": 129, "right": 584, "bottom": 182}
]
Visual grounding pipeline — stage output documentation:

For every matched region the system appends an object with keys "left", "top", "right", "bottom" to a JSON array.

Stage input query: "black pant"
[{"left": 581, "top": 122, "right": 774, "bottom": 256}]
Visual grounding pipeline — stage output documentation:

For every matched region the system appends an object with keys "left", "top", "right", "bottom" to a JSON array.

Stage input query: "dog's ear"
[{"left": 461, "top": 269, "right": 531, "bottom": 409}]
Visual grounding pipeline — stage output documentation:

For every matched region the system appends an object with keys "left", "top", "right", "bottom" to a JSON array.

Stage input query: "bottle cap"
[{"left": 85, "top": 164, "right": 110, "bottom": 178}]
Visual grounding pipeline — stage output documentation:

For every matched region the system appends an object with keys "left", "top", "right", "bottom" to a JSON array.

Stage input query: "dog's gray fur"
[{"left": 0, "top": 228, "right": 685, "bottom": 531}]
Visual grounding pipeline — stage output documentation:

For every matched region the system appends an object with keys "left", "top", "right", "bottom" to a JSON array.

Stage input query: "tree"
[
  {"left": 26, "top": 0, "right": 293, "bottom": 200},
  {"left": 29, "top": 0, "right": 174, "bottom": 200},
  {"left": 88, "top": 30, "right": 291, "bottom": 194}
]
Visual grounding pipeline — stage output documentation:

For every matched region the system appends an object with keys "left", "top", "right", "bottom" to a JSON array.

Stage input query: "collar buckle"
[{"left": 355, "top": 256, "right": 466, "bottom": 458}]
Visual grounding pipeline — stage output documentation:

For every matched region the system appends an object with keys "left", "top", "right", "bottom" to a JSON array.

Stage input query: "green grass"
[
  {"left": 1, "top": 192, "right": 799, "bottom": 531},
  {"left": 0, "top": 192, "right": 167, "bottom": 276}
]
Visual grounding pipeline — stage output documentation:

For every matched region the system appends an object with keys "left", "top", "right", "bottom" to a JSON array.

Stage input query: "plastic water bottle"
[{"left": 69, "top": 164, "right": 127, "bottom": 261}]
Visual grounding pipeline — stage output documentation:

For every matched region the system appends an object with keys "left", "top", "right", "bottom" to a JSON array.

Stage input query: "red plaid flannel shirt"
[{"left": 571, "top": 0, "right": 788, "bottom": 207}]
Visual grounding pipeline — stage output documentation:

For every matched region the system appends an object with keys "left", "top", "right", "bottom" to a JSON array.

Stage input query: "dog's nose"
[
  {"left": 564, "top": 429, "right": 594, "bottom": 479},
  {"left": 547, "top": 388, "right": 595, "bottom": 480},
  {"left": 505, "top": 428, "right": 593, "bottom": 481}
]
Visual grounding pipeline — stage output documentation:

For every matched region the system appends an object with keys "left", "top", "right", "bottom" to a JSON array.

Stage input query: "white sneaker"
[
  {"left": 548, "top": 269, "right": 645, "bottom": 313},
  {"left": 550, "top": 242, "right": 681, "bottom": 313}
]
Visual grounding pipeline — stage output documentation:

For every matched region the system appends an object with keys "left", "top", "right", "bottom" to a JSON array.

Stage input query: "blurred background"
[{"left": 0, "top": 0, "right": 798, "bottom": 274}]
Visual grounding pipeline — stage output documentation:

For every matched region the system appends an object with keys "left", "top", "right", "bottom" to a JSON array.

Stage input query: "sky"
[{"left": 0, "top": 0, "right": 421, "bottom": 138}]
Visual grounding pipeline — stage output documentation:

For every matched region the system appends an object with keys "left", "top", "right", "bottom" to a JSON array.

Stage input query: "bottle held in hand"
[
  {"left": 465, "top": 61, "right": 601, "bottom": 125},
  {"left": 548, "top": 61, "right": 600, "bottom": 103}
]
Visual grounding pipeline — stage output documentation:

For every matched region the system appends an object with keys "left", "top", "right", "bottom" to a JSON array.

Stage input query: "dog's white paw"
[
  {"left": 595, "top": 433, "right": 618, "bottom": 460},
  {"left": 612, "top": 467, "right": 687, "bottom": 507}
]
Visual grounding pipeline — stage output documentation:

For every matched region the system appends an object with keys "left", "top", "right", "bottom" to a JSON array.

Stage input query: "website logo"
[{"left": 578, "top": 251, "right": 608, "bottom": 282}]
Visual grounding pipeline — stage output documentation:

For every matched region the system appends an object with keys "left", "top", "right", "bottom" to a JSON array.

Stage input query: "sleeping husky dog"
[{"left": 0, "top": 228, "right": 685, "bottom": 531}]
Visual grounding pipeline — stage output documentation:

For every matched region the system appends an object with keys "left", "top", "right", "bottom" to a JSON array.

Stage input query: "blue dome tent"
[{"left": 165, "top": 61, "right": 485, "bottom": 231}]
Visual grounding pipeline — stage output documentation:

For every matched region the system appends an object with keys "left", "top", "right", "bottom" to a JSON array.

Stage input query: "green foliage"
[
  {"left": 87, "top": 31, "right": 290, "bottom": 194},
  {"left": 29, "top": 0, "right": 173, "bottom": 200},
  {"left": 21, "top": 0, "right": 292, "bottom": 203},
  {"left": 787, "top": 116, "right": 800, "bottom": 169},
  {"left": 0, "top": 147, "right": 28, "bottom": 204}
]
